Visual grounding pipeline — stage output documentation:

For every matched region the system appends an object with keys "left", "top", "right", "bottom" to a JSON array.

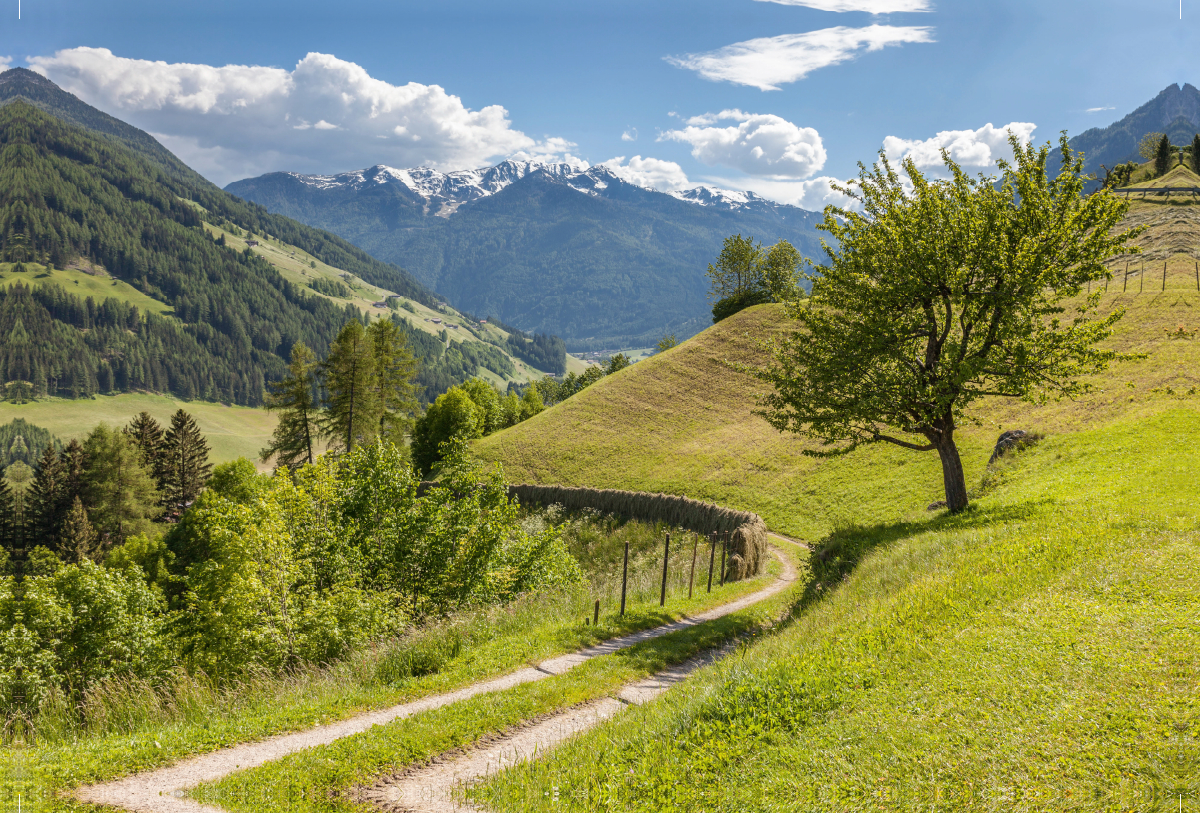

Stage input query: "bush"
[{"left": 712, "top": 288, "right": 773, "bottom": 323}]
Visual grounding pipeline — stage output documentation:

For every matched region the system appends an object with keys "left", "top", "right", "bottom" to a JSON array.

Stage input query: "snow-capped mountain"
[
  {"left": 291, "top": 160, "right": 587, "bottom": 216},
  {"left": 286, "top": 159, "right": 777, "bottom": 217}
]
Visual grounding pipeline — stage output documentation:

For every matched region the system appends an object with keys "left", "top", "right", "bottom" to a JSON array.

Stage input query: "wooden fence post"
[
  {"left": 593, "top": 599, "right": 600, "bottom": 626},
  {"left": 688, "top": 535, "right": 698, "bottom": 599},
  {"left": 659, "top": 532, "right": 670, "bottom": 607},
  {"left": 1163, "top": 261, "right": 1167, "bottom": 291},
  {"left": 1123, "top": 264, "right": 1128, "bottom": 292},
  {"left": 1140, "top": 262, "right": 1144, "bottom": 293},
  {"left": 719, "top": 532, "right": 728, "bottom": 586},
  {"left": 620, "top": 542, "right": 629, "bottom": 616},
  {"left": 707, "top": 532, "right": 716, "bottom": 593}
]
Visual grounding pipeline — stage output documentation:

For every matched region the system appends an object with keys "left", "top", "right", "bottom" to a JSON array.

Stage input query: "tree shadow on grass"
[{"left": 783, "top": 497, "right": 1057, "bottom": 622}]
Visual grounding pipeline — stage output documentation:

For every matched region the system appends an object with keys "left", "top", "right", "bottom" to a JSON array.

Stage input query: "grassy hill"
[
  {"left": 470, "top": 195, "right": 1200, "bottom": 809},
  {"left": 476, "top": 204, "right": 1200, "bottom": 541}
]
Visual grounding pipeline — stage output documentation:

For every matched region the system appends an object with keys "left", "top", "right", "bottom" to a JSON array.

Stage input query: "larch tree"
[
  {"left": 60, "top": 495, "right": 98, "bottom": 563},
  {"left": 125, "top": 412, "right": 165, "bottom": 476},
  {"left": 161, "top": 410, "right": 213, "bottom": 518},
  {"left": 82, "top": 424, "right": 162, "bottom": 546},
  {"left": 750, "top": 135, "right": 1139, "bottom": 513},
  {"left": 366, "top": 318, "right": 421, "bottom": 444},
  {"left": 261, "top": 342, "right": 321, "bottom": 471},
  {"left": 322, "top": 320, "right": 379, "bottom": 452}
]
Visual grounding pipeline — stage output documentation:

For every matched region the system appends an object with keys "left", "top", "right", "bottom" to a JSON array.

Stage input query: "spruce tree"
[
  {"left": 60, "top": 495, "right": 98, "bottom": 563},
  {"left": 367, "top": 319, "right": 420, "bottom": 443},
  {"left": 261, "top": 342, "right": 321, "bottom": 471},
  {"left": 125, "top": 411, "right": 165, "bottom": 477},
  {"left": 27, "top": 445, "right": 65, "bottom": 549},
  {"left": 82, "top": 424, "right": 161, "bottom": 546},
  {"left": 161, "top": 410, "right": 212, "bottom": 519},
  {"left": 1155, "top": 134, "right": 1173, "bottom": 176},
  {"left": 1191, "top": 134, "right": 1200, "bottom": 175},
  {"left": 322, "top": 320, "right": 379, "bottom": 452},
  {"left": 0, "top": 475, "right": 19, "bottom": 559}
]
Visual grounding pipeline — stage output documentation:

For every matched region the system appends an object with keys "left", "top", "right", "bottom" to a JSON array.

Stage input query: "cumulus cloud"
[
  {"left": 882, "top": 121, "right": 1036, "bottom": 169},
  {"left": 755, "top": 0, "right": 931, "bottom": 10},
  {"left": 601, "top": 156, "right": 692, "bottom": 192},
  {"left": 28, "top": 48, "right": 572, "bottom": 185},
  {"left": 0, "top": 57, "right": 11, "bottom": 70},
  {"left": 666, "top": 25, "right": 934, "bottom": 91},
  {"left": 660, "top": 110, "right": 825, "bottom": 179},
  {"left": 621, "top": 128, "right": 638, "bottom": 142},
  {"left": 706, "top": 175, "right": 859, "bottom": 211}
]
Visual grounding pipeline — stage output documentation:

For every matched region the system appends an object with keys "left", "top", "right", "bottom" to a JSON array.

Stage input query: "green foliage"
[
  {"left": 656, "top": 334, "right": 678, "bottom": 352},
  {"left": 411, "top": 388, "right": 483, "bottom": 476},
  {"left": 308, "top": 276, "right": 350, "bottom": 298},
  {"left": 0, "top": 417, "right": 59, "bottom": 467},
  {"left": 712, "top": 287, "right": 773, "bottom": 323},
  {"left": 321, "top": 320, "right": 378, "bottom": 452},
  {"left": 367, "top": 318, "right": 421, "bottom": 443},
  {"left": 1190, "top": 134, "right": 1200, "bottom": 175},
  {"left": 260, "top": 342, "right": 320, "bottom": 471},
  {"left": 160, "top": 409, "right": 213, "bottom": 519},
  {"left": 706, "top": 234, "right": 766, "bottom": 302},
  {"left": 1154, "top": 133, "right": 1173, "bottom": 176},
  {"left": 707, "top": 236, "right": 802, "bottom": 322},
  {"left": 1138, "top": 131, "right": 1166, "bottom": 161},
  {"left": 752, "top": 135, "right": 1138, "bottom": 513},
  {"left": 82, "top": 424, "right": 162, "bottom": 547}
]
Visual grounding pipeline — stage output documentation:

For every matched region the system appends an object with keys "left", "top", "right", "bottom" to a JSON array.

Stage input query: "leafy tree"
[
  {"left": 366, "top": 318, "right": 420, "bottom": 443},
  {"left": 706, "top": 234, "right": 766, "bottom": 302},
  {"left": 161, "top": 410, "right": 213, "bottom": 518},
  {"left": 706, "top": 236, "right": 802, "bottom": 322},
  {"left": 1154, "top": 134, "right": 1173, "bottom": 176},
  {"left": 1138, "top": 131, "right": 1166, "bottom": 161},
  {"left": 656, "top": 334, "right": 678, "bottom": 352},
  {"left": 519, "top": 384, "right": 545, "bottom": 420},
  {"left": 460, "top": 378, "right": 505, "bottom": 435},
  {"left": 82, "top": 424, "right": 162, "bottom": 546},
  {"left": 751, "top": 136, "right": 1137, "bottom": 513},
  {"left": 410, "top": 387, "right": 482, "bottom": 476},
  {"left": 605, "top": 354, "right": 631, "bottom": 375},
  {"left": 322, "top": 320, "right": 379, "bottom": 452},
  {"left": 261, "top": 342, "right": 321, "bottom": 471}
]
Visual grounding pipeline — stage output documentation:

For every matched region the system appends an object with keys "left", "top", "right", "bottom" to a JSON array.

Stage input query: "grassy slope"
[
  {"left": 0, "top": 261, "right": 172, "bottom": 316},
  {"left": 476, "top": 256, "right": 1200, "bottom": 540},
  {"left": 476, "top": 408, "right": 1199, "bottom": 811},
  {"left": 0, "top": 393, "right": 275, "bottom": 465}
]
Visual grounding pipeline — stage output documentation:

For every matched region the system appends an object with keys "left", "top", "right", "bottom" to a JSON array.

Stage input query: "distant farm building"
[{"left": 246, "top": 240, "right": 259, "bottom": 247}]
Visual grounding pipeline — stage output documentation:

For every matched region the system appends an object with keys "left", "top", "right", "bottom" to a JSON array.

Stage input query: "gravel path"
[{"left": 75, "top": 547, "right": 797, "bottom": 813}]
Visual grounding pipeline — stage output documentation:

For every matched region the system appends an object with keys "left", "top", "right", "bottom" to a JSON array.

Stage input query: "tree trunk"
[{"left": 934, "top": 433, "right": 969, "bottom": 513}]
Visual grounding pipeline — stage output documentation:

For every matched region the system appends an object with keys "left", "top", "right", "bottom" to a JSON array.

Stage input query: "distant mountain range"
[
  {"left": 226, "top": 161, "right": 824, "bottom": 349},
  {"left": 1070, "top": 83, "right": 1200, "bottom": 179}
]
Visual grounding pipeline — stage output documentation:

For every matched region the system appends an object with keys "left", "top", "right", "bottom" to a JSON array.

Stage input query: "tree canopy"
[{"left": 750, "top": 135, "right": 1139, "bottom": 512}]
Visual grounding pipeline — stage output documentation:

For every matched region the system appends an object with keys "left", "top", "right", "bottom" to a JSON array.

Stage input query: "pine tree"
[
  {"left": 161, "top": 410, "right": 212, "bottom": 519},
  {"left": 82, "top": 425, "right": 161, "bottom": 547},
  {"left": 1190, "top": 134, "right": 1200, "bottom": 175},
  {"left": 1155, "top": 134, "right": 1173, "bottom": 176},
  {"left": 27, "top": 445, "right": 65, "bottom": 549},
  {"left": 261, "top": 342, "right": 320, "bottom": 471},
  {"left": 125, "top": 411, "right": 165, "bottom": 478},
  {"left": 60, "top": 495, "right": 98, "bottom": 563},
  {"left": 367, "top": 319, "right": 420, "bottom": 443},
  {"left": 322, "top": 320, "right": 379, "bottom": 452},
  {"left": 0, "top": 475, "right": 19, "bottom": 558}
]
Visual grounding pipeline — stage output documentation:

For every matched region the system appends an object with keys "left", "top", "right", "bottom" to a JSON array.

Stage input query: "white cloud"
[
  {"left": 601, "top": 156, "right": 692, "bottom": 192},
  {"left": 666, "top": 25, "right": 934, "bottom": 91},
  {"left": 708, "top": 175, "right": 859, "bottom": 211},
  {"left": 1086, "top": 106, "right": 1115, "bottom": 113},
  {"left": 882, "top": 121, "right": 1036, "bottom": 169},
  {"left": 754, "top": 0, "right": 931, "bottom": 10},
  {"left": 28, "top": 48, "right": 572, "bottom": 185},
  {"left": 660, "top": 109, "right": 826, "bottom": 179},
  {"left": 509, "top": 136, "right": 590, "bottom": 168},
  {"left": 621, "top": 128, "right": 638, "bottom": 142},
  {"left": 0, "top": 57, "right": 12, "bottom": 71}
]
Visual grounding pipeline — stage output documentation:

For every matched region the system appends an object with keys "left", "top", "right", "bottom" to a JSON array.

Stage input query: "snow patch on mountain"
[{"left": 288, "top": 159, "right": 799, "bottom": 215}]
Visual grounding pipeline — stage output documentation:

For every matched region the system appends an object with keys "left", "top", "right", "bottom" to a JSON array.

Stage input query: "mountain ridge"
[{"left": 1070, "top": 82, "right": 1200, "bottom": 177}]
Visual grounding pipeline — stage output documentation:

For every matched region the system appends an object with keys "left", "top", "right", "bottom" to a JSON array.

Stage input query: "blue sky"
[{"left": 3, "top": 0, "right": 1199, "bottom": 207}]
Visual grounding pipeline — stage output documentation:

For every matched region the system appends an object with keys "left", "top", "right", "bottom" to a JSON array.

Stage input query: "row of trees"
[
  {"left": 1135, "top": 131, "right": 1200, "bottom": 177},
  {"left": 0, "top": 410, "right": 211, "bottom": 563},
  {"left": 260, "top": 318, "right": 420, "bottom": 470},
  {"left": 411, "top": 378, "right": 546, "bottom": 475},
  {"left": 705, "top": 236, "right": 802, "bottom": 322}
]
